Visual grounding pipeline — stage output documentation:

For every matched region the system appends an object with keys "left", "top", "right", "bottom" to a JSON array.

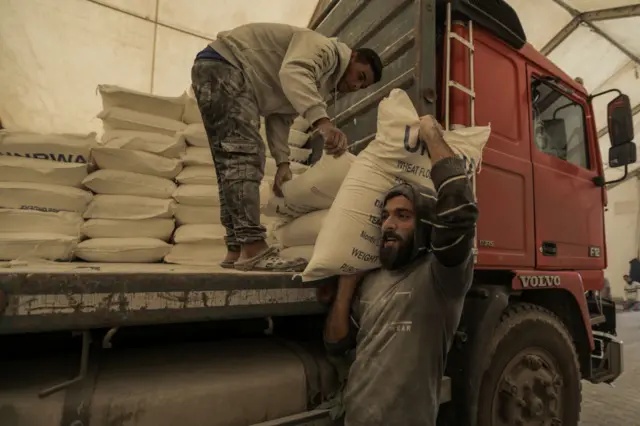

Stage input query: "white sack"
[
  {"left": 175, "top": 159, "right": 306, "bottom": 185},
  {"left": 264, "top": 158, "right": 308, "bottom": 177},
  {"left": 289, "top": 147, "right": 311, "bottom": 163},
  {"left": 182, "top": 90, "right": 203, "bottom": 124},
  {"left": 82, "top": 169, "right": 177, "bottom": 199},
  {"left": 181, "top": 123, "right": 209, "bottom": 147},
  {"left": 174, "top": 204, "right": 221, "bottom": 225},
  {"left": 176, "top": 166, "right": 217, "bottom": 185},
  {"left": 101, "top": 130, "right": 186, "bottom": 158},
  {"left": 288, "top": 129, "right": 310, "bottom": 148},
  {"left": 172, "top": 184, "right": 220, "bottom": 207},
  {"left": 98, "top": 107, "right": 187, "bottom": 137},
  {"left": 181, "top": 147, "right": 213, "bottom": 166},
  {"left": 92, "top": 147, "right": 183, "bottom": 179},
  {"left": 84, "top": 195, "right": 175, "bottom": 220},
  {"left": 75, "top": 238, "right": 172, "bottom": 263},
  {"left": 164, "top": 243, "right": 227, "bottom": 266},
  {"left": 302, "top": 89, "right": 490, "bottom": 281},
  {"left": 81, "top": 218, "right": 175, "bottom": 240},
  {"left": 280, "top": 245, "right": 315, "bottom": 261},
  {"left": 98, "top": 84, "right": 185, "bottom": 121},
  {"left": 264, "top": 153, "right": 354, "bottom": 218},
  {"left": 274, "top": 210, "right": 328, "bottom": 248},
  {"left": 0, "top": 182, "right": 93, "bottom": 213},
  {"left": 173, "top": 224, "right": 226, "bottom": 244},
  {"left": 0, "top": 209, "right": 83, "bottom": 236},
  {"left": 0, "top": 233, "right": 77, "bottom": 261},
  {"left": 290, "top": 117, "right": 311, "bottom": 133},
  {"left": 0, "top": 156, "right": 88, "bottom": 187},
  {"left": 0, "top": 130, "right": 96, "bottom": 164}
]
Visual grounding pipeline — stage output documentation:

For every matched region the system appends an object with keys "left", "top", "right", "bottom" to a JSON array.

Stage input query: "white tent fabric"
[{"left": 0, "top": 0, "right": 318, "bottom": 135}]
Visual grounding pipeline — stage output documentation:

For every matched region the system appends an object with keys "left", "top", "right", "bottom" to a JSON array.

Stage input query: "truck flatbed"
[{"left": 0, "top": 262, "right": 325, "bottom": 335}]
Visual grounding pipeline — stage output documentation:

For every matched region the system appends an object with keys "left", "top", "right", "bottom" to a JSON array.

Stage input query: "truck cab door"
[{"left": 528, "top": 68, "right": 605, "bottom": 270}]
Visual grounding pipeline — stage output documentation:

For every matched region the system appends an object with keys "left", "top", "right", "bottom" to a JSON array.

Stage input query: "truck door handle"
[{"left": 541, "top": 242, "right": 557, "bottom": 256}]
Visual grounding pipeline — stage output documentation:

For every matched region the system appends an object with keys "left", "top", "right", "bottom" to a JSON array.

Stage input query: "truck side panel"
[
  {"left": 448, "top": 24, "right": 536, "bottom": 268},
  {"left": 312, "top": 0, "right": 436, "bottom": 150}
]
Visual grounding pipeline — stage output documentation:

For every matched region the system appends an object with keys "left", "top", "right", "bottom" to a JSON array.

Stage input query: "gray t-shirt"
[{"left": 343, "top": 253, "right": 472, "bottom": 426}]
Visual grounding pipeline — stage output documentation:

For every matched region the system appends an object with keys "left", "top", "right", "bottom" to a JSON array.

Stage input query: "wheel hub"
[{"left": 495, "top": 352, "right": 563, "bottom": 426}]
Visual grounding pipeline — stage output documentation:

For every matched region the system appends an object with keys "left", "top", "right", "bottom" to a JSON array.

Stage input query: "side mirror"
[
  {"left": 609, "top": 142, "right": 637, "bottom": 168},
  {"left": 608, "top": 94, "right": 635, "bottom": 146}
]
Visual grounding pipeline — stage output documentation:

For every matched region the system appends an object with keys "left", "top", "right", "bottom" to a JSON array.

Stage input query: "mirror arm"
[
  {"left": 588, "top": 89, "right": 622, "bottom": 102},
  {"left": 599, "top": 164, "right": 629, "bottom": 187}
]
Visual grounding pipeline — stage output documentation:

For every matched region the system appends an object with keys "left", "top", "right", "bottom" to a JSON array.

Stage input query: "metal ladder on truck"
[{"left": 443, "top": 0, "right": 479, "bottom": 263}]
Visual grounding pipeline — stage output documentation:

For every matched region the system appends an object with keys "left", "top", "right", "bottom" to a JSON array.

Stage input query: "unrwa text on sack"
[{"left": 0, "top": 152, "right": 89, "bottom": 163}]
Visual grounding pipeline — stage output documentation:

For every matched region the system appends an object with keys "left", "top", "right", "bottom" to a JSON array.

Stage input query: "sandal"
[
  {"left": 234, "top": 246, "right": 308, "bottom": 272},
  {"left": 220, "top": 260, "right": 235, "bottom": 269}
]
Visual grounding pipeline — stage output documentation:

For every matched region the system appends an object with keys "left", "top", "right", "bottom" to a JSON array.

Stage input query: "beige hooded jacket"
[{"left": 209, "top": 23, "right": 351, "bottom": 165}]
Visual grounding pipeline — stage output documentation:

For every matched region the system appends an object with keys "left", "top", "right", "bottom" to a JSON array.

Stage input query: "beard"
[{"left": 379, "top": 229, "right": 414, "bottom": 270}]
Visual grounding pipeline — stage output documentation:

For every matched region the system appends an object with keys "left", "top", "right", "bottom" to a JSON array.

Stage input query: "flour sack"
[
  {"left": 264, "top": 153, "right": 354, "bottom": 219},
  {"left": 289, "top": 147, "right": 312, "bottom": 163},
  {"left": 173, "top": 224, "right": 226, "bottom": 244},
  {"left": 274, "top": 209, "right": 328, "bottom": 247},
  {"left": 174, "top": 204, "right": 221, "bottom": 225},
  {"left": 81, "top": 218, "right": 175, "bottom": 240},
  {"left": 0, "top": 209, "right": 83, "bottom": 236},
  {"left": 101, "top": 130, "right": 186, "bottom": 158},
  {"left": 182, "top": 90, "right": 204, "bottom": 124},
  {"left": 0, "top": 233, "right": 78, "bottom": 261},
  {"left": 181, "top": 123, "right": 209, "bottom": 147},
  {"left": 176, "top": 166, "right": 217, "bottom": 185},
  {"left": 98, "top": 107, "right": 187, "bottom": 136},
  {"left": 0, "top": 156, "right": 88, "bottom": 187},
  {"left": 84, "top": 195, "right": 175, "bottom": 220},
  {"left": 301, "top": 89, "right": 490, "bottom": 281},
  {"left": 0, "top": 182, "right": 93, "bottom": 214},
  {"left": 280, "top": 245, "right": 315, "bottom": 261},
  {"left": 172, "top": 185, "right": 220, "bottom": 207},
  {"left": 181, "top": 147, "right": 213, "bottom": 166},
  {"left": 75, "top": 238, "right": 172, "bottom": 263},
  {"left": 82, "top": 169, "right": 177, "bottom": 199},
  {"left": 92, "top": 147, "right": 183, "bottom": 179},
  {"left": 164, "top": 243, "right": 228, "bottom": 266},
  {"left": 0, "top": 130, "right": 96, "bottom": 164},
  {"left": 98, "top": 85, "right": 185, "bottom": 121}
]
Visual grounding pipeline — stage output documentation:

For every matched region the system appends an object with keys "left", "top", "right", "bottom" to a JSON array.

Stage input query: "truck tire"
[{"left": 475, "top": 303, "right": 581, "bottom": 426}]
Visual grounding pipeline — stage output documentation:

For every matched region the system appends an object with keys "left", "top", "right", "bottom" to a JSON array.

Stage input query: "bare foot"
[
  {"left": 239, "top": 240, "right": 270, "bottom": 261},
  {"left": 224, "top": 250, "right": 241, "bottom": 263}
]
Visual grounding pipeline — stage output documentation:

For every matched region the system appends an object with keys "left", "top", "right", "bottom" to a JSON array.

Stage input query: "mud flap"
[{"left": 441, "top": 285, "right": 509, "bottom": 426}]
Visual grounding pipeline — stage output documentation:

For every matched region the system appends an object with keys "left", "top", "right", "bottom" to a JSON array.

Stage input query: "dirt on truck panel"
[{"left": 0, "top": 263, "right": 326, "bottom": 335}]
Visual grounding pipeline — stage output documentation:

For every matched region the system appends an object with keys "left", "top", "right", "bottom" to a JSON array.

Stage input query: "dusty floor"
[{"left": 581, "top": 311, "right": 640, "bottom": 426}]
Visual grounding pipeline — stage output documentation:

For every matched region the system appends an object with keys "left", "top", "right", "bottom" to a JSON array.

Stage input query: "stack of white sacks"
[
  {"left": 165, "top": 90, "right": 308, "bottom": 265},
  {"left": 0, "top": 131, "right": 96, "bottom": 261},
  {"left": 265, "top": 89, "right": 492, "bottom": 281},
  {"left": 78, "top": 85, "right": 187, "bottom": 263}
]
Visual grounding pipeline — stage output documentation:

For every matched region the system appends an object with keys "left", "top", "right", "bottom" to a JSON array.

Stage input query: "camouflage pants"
[{"left": 191, "top": 59, "right": 266, "bottom": 250}]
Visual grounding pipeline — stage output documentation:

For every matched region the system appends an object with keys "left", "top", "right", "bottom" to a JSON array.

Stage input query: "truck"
[{"left": 0, "top": 0, "right": 636, "bottom": 425}]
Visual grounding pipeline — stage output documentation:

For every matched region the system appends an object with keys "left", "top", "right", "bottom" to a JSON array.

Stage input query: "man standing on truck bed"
[
  {"left": 323, "top": 116, "right": 478, "bottom": 426},
  {"left": 191, "top": 23, "right": 383, "bottom": 271}
]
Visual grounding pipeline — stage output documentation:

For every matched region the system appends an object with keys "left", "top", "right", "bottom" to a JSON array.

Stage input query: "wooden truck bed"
[{"left": 0, "top": 262, "right": 325, "bottom": 334}]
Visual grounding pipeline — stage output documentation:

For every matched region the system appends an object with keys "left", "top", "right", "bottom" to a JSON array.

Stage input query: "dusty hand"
[
  {"left": 272, "top": 163, "right": 293, "bottom": 197},
  {"left": 419, "top": 115, "right": 445, "bottom": 143},
  {"left": 318, "top": 122, "right": 348, "bottom": 157}
]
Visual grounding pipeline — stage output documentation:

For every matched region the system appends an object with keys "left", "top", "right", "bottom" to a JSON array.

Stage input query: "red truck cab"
[{"left": 311, "top": 0, "right": 636, "bottom": 424}]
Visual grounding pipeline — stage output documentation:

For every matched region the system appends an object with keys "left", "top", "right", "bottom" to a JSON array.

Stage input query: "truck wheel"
[{"left": 476, "top": 303, "right": 581, "bottom": 426}]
